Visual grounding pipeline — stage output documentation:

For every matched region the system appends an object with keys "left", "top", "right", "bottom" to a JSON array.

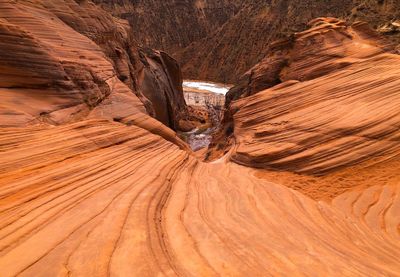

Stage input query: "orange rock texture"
[
  {"left": 0, "top": 2, "right": 399, "bottom": 277},
  {"left": 209, "top": 18, "right": 400, "bottom": 173},
  {"left": 0, "top": 0, "right": 190, "bottom": 131},
  {"left": 1, "top": 119, "right": 400, "bottom": 276}
]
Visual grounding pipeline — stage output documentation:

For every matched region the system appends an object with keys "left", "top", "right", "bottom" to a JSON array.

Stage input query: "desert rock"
[
  {"left": 208, "top": 19, "right": 400, "bottom": 177},
  {"left": 0, "top": 2, "right": 399, "bottom": 276},
  {"left": 0, "top": 0, "right": 191, "bottom": 131}
]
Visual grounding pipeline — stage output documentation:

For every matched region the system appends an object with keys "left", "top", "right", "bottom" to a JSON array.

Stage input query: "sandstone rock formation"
[
  {"left": 0, "top": 2, "right": 400, "bottom": 276},
  {"left": 183, "top": 88, "right": 225, "bottom": 108},
  {"left": 226, "top": 17, "right": 394, "bottom": 104},
  {"left": 0, "top": 0, "right": 192, "bottom": 131},
  {"left": 86, "top": 0, "right": 400, "bottom": 84},
  {"left": 0, "top": 118, "right": 399, "bottom": 276},
  {"left": 79, "top": 0, "right": 400, "bottom": 84},
  {"left": 208, "top": 18, "right": 400, "bottom": 177}
]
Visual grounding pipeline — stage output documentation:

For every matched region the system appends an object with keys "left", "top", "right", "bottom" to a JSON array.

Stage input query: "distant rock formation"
[
  {"left": 175, "top": 0, "right": 400, "bottom": 83},
  {"left": 180, "top": 85, "right": 226, "bottom": 147},
  {"left": 88, "top": 0, "right": 400, "bottom": 85},
  {"left": 93, "top": 0, "right": 243, "bottom": 53},
  {"left": 184, "top": 90, "right": 225, "bottom": 108},
  {"left": 378, "top": 20, "right": 400, "bottom": 34}
]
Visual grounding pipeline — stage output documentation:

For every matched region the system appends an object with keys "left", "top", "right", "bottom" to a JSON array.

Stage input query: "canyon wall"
[
  {"left": 177, "top": 0, "right": 400, "bottom": 83},
  {"left": 93, "top": 0, "right": 243, "bottom": 53},
  {"left": 184, "top": 91, "right": 224, "bottom": 107},
  {"left": 225, "top": 17, "right": 395, "bottom": 105},
  {"left": 92, "top": 0, "right": 400, "bottom": 83}
]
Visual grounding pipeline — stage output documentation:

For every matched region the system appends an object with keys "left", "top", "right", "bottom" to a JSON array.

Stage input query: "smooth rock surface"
[
  {"left": 208, "top": 18, "right": 400, "bottom": 174},
  {"left": 0, "top": 0, "right": 191, "bottom": 131},
  {"left": 0, "top": 119, "right": 399, "bottom": 276}
]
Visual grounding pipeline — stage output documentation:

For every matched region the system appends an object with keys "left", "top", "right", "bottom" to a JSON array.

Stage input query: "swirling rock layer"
[
  {"left": 207, "top": 19, "right": 400, "bottom": 176},
  {"left": 226, "top": 18, "right": 392, "bottom": 104},
  {"left": 0, "top": 0, "right": 190, "bottom": 131},
  {"left": 0, "top": 2, "right": 399, "bottom": 276},
  {"left": 0, "top": 119, "right": 399, "bottom": 276},
  {"left": 231, "top": 53, "right": 400, "bottom": 174}
]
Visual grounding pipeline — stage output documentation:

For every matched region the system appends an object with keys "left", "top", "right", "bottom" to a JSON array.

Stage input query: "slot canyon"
[{"left": 0, "top": 1, "right": 400, "bottom": 276}]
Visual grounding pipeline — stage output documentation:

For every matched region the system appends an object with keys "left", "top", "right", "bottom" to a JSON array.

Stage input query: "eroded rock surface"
[
  {"left": 89, "top": 0, "right": 400, "bottom": 84},
  {"left": 176, "top": 0, "right": 400, "bottom": 83},
  {"left": 226, "top": 17, "right": 393, "bottom": 104},
  {"left": 0, "top": 3, "right": 399, "bottom": 276},
  {"left": 208, "top": 18, "right": 400, "bottom": 177},
  {"left": 81, "top": 0, "right": 400, "bottom": 85},
  {"left": 0, "top": 0, "right": 191, "bottom": 131},
  {"left": 93, "top": 0, "right": 243, "bottom": 53},
  {"left": 1, "top": 119, "right": 400, "bottom": 276}
]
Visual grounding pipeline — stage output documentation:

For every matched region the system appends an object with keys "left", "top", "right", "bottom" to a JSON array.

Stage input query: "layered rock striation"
[
  {"left": 1, "top": 119, "right": 399, "bottom": 276},
  {"left": 0, "top": 2, "right": 399, "bottom": 276},
  {"left": 0, "top": 0, "right": 192, "bottom": 131},
  {"left": 226, "top": 17, "right": 394, "bottom": 104},
  {"left": 208, "top": 18, "right": 400, "bottom": 177},
  {"left": 85, "top": 0, "right": 400, "bottom": 84}
]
